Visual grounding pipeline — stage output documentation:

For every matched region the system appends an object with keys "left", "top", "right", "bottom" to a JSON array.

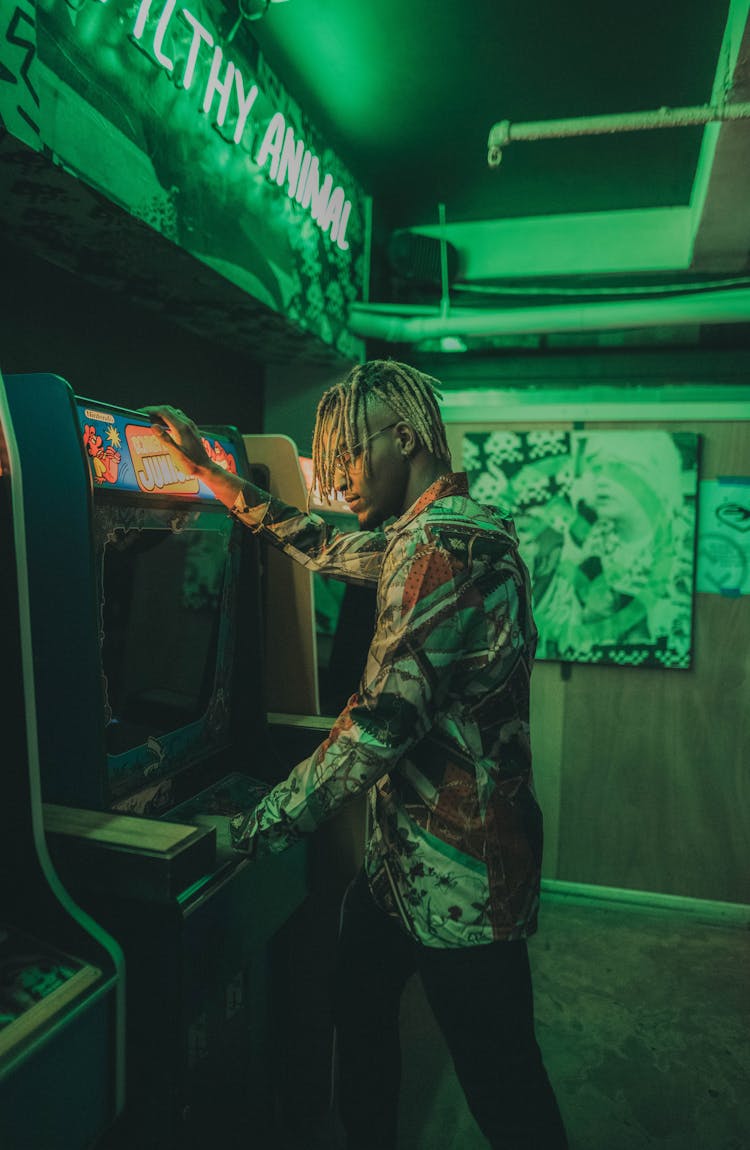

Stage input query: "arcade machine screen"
[{"left": 101, "top": 521, "right": 228, "bottom": 755}]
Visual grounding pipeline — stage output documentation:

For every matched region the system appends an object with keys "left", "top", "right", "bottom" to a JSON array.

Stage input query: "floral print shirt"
[{"left": 229, "top": 472, "right": 542, "bottom": 947}]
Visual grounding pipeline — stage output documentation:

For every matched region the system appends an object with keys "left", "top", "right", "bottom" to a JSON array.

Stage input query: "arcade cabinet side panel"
[
  {"left": 0, "top": 373, "right": 125, "bottom": 1149},
  {"left": 243, "top": 434, "right": 319, "bottom": 716},
  {"left": 2, "top": 373, "right": 109, "bottom": 808}
]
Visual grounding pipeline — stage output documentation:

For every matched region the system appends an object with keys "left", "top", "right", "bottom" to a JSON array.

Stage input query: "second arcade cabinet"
[
  {"left": 0, "top": 374, "right": 124, "bottom": 1150},
  {"left": 3, "top": 372, "right": 308, "bottom": 1149}
]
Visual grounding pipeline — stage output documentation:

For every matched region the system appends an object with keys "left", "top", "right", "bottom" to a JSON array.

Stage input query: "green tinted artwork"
[
  {"left": 463, "top": 430, "right": 699, "bottom": 668},
  {"left": 696, "top": 479, "right": 750, "bottom": 596}
]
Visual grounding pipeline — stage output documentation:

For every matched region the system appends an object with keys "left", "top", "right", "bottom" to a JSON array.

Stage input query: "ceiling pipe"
[
  {"left": 347, "top": 288, "right": 750, "bottom": 341},
  {"left": 487, "top": 102, "right": 750, "bottom": 167}
]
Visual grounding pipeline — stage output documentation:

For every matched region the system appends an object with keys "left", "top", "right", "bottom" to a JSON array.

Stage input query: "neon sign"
[{"left": 130, "top": 0, "right": 352, "bottom": 249}]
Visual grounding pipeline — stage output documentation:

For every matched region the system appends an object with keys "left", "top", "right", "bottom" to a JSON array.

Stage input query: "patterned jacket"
[{"left": 230, "top": 472, "right": 542, "bottom": 947}]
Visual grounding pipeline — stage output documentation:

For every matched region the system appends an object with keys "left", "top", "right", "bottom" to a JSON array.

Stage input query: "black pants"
[{"left": 333, "top": 869, "right": 568, "bottom": 1150}]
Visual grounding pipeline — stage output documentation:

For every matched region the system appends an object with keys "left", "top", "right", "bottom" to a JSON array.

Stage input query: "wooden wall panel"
[
  {"left": 243, "top": 434, "right": 320, "bottom": 716},
  {"left": 529, "top": 662, "right": 566, "bottom": 879}
]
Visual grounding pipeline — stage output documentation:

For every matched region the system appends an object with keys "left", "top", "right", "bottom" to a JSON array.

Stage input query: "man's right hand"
[
  {"left": 140, "top": 405, "right": 215, "bottom": 478},
  {"left": 141, "top": 404, "right": 252, "bottom": 513}
]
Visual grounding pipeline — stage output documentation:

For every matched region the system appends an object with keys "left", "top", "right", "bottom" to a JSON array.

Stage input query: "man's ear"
[{"left": 395, "top": 421, "right": 418, "bottom": 458}]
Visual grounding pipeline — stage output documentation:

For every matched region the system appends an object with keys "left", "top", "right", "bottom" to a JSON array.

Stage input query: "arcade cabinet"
[
  {"left": 0, "top": 374, "right": 124, "bottom": 1150},
  {"left": 3, "top": 373, "right": 307, "bottom": 1150}
]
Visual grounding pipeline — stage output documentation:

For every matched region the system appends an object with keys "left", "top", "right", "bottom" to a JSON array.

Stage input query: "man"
[{"left": 145, "top": 359, "right": 567, "bottom": 1150}]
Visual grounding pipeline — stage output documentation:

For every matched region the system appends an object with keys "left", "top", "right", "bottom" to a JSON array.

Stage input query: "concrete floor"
[{"left": 396, "top": 894, "right": 750, "bottom": 1150}]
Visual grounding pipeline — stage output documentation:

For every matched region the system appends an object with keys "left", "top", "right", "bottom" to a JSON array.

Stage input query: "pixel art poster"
[{"left": 462, "top": 430, "right": 700, "bottom": 668}]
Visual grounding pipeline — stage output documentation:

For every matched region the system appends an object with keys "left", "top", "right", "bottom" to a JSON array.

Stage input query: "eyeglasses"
[{"left": 334, "top": 422, "right": 398, "bottom": 474}]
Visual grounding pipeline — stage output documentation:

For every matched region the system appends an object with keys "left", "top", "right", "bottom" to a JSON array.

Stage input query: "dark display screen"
[{"left": 101, "top": 526, "right": 228, "bottom": 755}]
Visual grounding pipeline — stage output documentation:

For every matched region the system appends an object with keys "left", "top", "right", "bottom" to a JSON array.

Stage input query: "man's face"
[{"left": 331, "top": 405, "right": 410, "bottom": 529}]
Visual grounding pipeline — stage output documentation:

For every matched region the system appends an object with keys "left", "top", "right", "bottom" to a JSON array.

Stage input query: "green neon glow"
[
  {"left": 129, "top": 0, "right": 353, "bottom": 248},
  {"left": 412, "top": 208, "right": 693, "bottom": 279},
  {"left": 439, "top": 336, "right": 468, "bottom": 353},
  {"left": 438, "top": 386, "right": 750, "bottom": 424},
  {"left": 176, "top": 870, "right": 216, "bottom": 906}
]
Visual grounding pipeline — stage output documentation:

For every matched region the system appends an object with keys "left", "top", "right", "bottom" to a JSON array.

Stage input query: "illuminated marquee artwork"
[
  {"left": 463, "top": 429, "right": 700, "bottom": 669},
  {"left": 0, "top": 0, "right": 364, "bottom": 357},
  {"left": 79, "top": 404, "right": 237, "bottom": 497},
  {"left": 125, "top": 426, "right": 200, "bottom": 494}
]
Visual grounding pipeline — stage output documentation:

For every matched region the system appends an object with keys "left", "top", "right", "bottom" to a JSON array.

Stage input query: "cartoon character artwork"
[
  {"left": 201, "top": 438, "right": 237, "bottom": 474},
  {"left": 84, "top": 423, "right": 122, "bottom": 485}
]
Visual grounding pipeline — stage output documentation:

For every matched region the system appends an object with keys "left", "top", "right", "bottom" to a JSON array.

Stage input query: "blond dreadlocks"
[{"left": 311, "top": 360, "right": 451, "bottom": 504}]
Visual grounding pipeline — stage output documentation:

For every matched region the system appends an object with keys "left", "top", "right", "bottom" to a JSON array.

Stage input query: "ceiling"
[
  {"left": 251, "top": 0, "right": 731, "bottom": 229},
  {"left": 249, "top": 0, "right": 750, "bottom": 339},
  {"left": 3, "top": 0, "right": 748, "bottom": 362}
]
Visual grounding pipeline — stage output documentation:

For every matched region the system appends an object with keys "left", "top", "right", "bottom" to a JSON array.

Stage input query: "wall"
[
  {"left": 446, "top": 411, "right": 749, "bottom": 906},
  {"left": 263, "top": 359, "right": 355, "bottom": 454},
  {"left": 0, "top": 239, "right": 265, "bottom": 429}
]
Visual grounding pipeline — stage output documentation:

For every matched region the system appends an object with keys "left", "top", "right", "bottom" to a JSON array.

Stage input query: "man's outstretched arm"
[{"left": 142, "top": 404, "right": 386, "bottom": 585}]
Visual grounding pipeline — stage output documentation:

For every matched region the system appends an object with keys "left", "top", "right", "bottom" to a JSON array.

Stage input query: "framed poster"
[{"left": 463, "top": 429, "right": 700, "bottom": 668}]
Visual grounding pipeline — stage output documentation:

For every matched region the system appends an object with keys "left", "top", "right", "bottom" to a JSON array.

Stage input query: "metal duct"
[{"left": 347, "top": 288, "right": 750, "bottom": 342}]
